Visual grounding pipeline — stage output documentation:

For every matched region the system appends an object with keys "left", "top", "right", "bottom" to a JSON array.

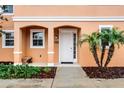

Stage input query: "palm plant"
[
  {"left": 80, "top": 27, "right": 124, "bottom": 68},
  {"left": 99, "top": 29, "right": 111, "bottom": 67},
  {"left": 103, "top": 28, "right": 124, "bottom": 67},
  {"left": 80, "top": 32, "right": 101, "bottom": 67}
]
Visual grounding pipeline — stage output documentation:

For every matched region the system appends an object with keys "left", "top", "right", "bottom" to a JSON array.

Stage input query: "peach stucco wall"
[
  {"left": 12, "top": 21, "right": 124, "bottom": 66},
  {"left": 14, "top": 5, "right": 124, "bottom": 16},
  {"left": 2, "top": 5, "right": 124, "bottom": 66},
  {"left": 0, "top": 15, "right": 14, "bottom": 61},
  {"left": 21, "top": 27, "right": 48, "bottom": 63},
  {"left": 0, "top": 36, "right": 13, "bottom": 61},
  {"left": 78, "top": 21, "right": 124, "bottom": 67},
  {"left": 2, "top": 15, "right": 14, "bottom": 30}
]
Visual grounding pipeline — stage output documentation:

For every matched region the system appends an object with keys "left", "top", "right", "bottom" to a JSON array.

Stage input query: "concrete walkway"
[
  {"left": 52, "top": 67, "right": 88, "bottom": 88},
  {"left": 54, "top": 67, "right": 87, "bottom": 79}
]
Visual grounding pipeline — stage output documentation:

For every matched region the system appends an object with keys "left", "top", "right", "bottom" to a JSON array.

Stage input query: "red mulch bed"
[
  {"left": 82, "top": 67, "right": 124, "bottom": 79},
  {"left": 32, "top": 67, "right": 57, "bottom": 79}
]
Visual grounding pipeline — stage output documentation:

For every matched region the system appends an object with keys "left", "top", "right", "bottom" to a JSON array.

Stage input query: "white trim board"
[
  {"left": 13, "top": 51, "right": 22, "bottom": 54},
  {"left": 2, "top": 13, "right": 14, "bottom": 16},
  {"left": 48, "top": 52, "right": 54, "bottom": 54},
  {"left": 13, "top": 16, "right": 124, "bottom": 22}
]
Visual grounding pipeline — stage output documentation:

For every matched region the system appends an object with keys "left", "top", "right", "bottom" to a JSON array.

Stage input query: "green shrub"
[
  {"left": 42, "top": 67, "right": 51, "bottom": 73},
  {"left": 0, "top": 64, "right": 41, "bottom": 79}
]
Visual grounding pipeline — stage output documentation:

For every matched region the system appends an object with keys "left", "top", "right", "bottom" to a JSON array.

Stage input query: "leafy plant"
[
  {"left": 80, "top": 27, "right": 124, "bottom": 68},
  {"left": 80, "top": 32, "right": 101, "bottom": 67},
  {"left": 42, "top": 67, "right": 51, "bottom": 73},
  {"left": 104, "top": 28, "right": 124, "bottom": 67},
  {"left": 0, "top": 64, "right": 41, "bottom": 79}
]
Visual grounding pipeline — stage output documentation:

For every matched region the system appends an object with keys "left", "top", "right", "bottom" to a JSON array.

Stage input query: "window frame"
[
  {"left": 3, "top": 5, "right": 14, "bottom": 15},
  {"left": 99, "top": 25, "right": 113, "bottom": 49},
  {"left": 30, "top": 29, "right": 45, "bottom": 48},
  {"left": 2, "top": 30, "right": 14, "bottom": 48}
]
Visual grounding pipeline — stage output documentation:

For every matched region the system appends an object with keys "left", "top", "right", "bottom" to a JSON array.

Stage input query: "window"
[
  {"left": 2, "top": 31, "right": 14, "bottom": 48},
  {"left": 73, "top": 33, "right": 76, "bottom": 59},
  {"left": 99, "top": 25, "right": 113, "bottom": 49},
  {"left": 30, "top": 29, "right": 45, "bottom": 48},
  {"left": 3, "top": 5, "right": 13, "bottom": 13}
]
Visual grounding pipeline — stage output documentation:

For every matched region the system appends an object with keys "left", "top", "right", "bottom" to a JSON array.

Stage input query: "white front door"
[{"left": 59, "top": 28, "right": 77, "bottom": 63}]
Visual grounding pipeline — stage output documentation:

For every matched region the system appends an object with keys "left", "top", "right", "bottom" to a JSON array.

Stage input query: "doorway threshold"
[
  {"left": 56, "top": 63, "right": 80, "bottom": 67},
  {"left": 61, "top": 62, "right": 73, "bottom": 64}
]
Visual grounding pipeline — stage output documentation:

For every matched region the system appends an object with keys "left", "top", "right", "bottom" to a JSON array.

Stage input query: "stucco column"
[
  {"left": 48, "top": 27, "right": 54, "bottom": 66},
  {"left": 14, "top": 26, "right": 22, "bottom": 65}
]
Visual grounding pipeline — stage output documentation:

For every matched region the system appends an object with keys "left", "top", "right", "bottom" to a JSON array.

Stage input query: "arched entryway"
[
  {"left": 19, "top": 25, "right": 48, "bottom": 64},
  {"left": 54, "top": 25, "right": 81, "bottom": 64}
]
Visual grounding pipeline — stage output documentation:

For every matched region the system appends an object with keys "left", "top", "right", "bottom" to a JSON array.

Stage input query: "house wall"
[
  {"left": 2, "top": 5, "right": 124, "bottom": 66},
  {"left": 78, "top": 22, "right": 124, "bottom": 67},
  {"left": 0, "top": 36, "right": 14, "bottom": 61},
  {"left": 0, "top": 15, "right": 14, "bottom": 62},
  {"left": 14, "top": 5, "right": 124, "bottom": 16},
  {"left": 54, "top": 29, "right": 59, "bottom": 64},
  {"left": 2, "top": 15, "right": 14, "bottom": 30},
  {"left": 13, "top": 21, "right": 124, "bottom": 66},
  {"left": 21, "top": 27, "right": 48, "bottom": 64}
]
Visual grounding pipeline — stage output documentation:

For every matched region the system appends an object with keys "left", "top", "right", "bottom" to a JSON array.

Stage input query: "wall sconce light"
[
  {"left": 55, "top": 34, "right": 59, "bottom": 40},
  {"left": 54, "top": 34, "right": 59, "bottom": 43}
]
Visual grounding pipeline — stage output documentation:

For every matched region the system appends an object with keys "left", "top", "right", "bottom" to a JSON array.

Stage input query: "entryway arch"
[{"left": 14, "top": 24, "right": 48, "bottom": 64}]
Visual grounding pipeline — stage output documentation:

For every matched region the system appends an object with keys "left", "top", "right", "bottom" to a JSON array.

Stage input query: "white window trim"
[
  {"left": 2, "top": 13, "right": 14, "bottom": 16},
  {"left": 2, "top": 30, "right": 14, "bottom": 48},
  {"left": 30, "top": 29, "right": 45, "bottom": 48},
  {"left": 99, "top": 25, "right": 113, "bottom": 49}
]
